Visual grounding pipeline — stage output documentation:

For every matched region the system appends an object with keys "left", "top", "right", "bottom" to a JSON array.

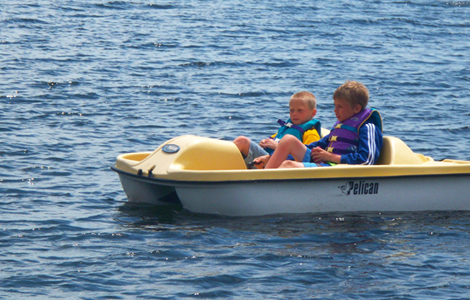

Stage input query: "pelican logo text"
[{"left": 339, "top": 181, "right": 379, "bottom": 195}]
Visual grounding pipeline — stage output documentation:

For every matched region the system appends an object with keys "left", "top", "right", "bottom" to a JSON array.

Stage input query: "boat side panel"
[
  {"left": 175, "top": 175, "right": 470, "bottom": 216},
  {"left": 117, "top": 172, "right": 179, "bottom": 205}
]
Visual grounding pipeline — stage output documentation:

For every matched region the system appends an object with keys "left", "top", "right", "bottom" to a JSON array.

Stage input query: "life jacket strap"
[
  {"left": 329, "top": 135, "right": 357, "bottom": 144},
  {"left": 333, "top": 123, "right": 358, "bottom": 133},
  {"left": 329, "top": 148, "right": 353, "bottom": 154},
  {"left": 277, "top": 119, "right": 305, "bottom": 134}
]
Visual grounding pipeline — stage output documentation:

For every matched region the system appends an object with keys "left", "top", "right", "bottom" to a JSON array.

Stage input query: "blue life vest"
[
  {"left": 326, "top": 109, "right": 382, "bottom": 155},
  {"left": 265, "top": 118, "right": 322, "bottom": 154}
]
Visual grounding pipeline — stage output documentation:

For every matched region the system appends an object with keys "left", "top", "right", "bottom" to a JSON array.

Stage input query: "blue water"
[{"left": 1, "top": 1, "right": 470, "bottom": 298}]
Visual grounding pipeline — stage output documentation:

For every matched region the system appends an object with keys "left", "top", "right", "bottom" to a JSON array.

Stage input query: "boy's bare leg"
[
  {"left": 233, "top": 136, "right": 250, "bottom": 157},
  {"left": 265, "top": 134, "right": 308, "bottom": 169},
  {"left": 279, "top": 160, "right": 305, "bottom": 168}
]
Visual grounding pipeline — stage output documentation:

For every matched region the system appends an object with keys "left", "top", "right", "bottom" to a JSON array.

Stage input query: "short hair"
[
  {"left": 333, "top": 81, "right": 369, "bottom": 109},
  {"left": 290, "top": 91, "right": 316, "bottom": 110}
]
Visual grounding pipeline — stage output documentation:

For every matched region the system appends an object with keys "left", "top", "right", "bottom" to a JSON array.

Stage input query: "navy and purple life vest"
[{"left": 326, "top": 108, "right": 382, "bottom": 155}]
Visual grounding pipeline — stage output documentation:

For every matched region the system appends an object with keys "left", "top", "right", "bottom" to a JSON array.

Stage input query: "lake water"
[{"left": 1, "top": 1, "right": 470, "bottom": 299}]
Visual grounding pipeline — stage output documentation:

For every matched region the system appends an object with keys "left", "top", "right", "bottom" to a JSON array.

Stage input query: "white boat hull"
[
  {"left": 115, "top": 170, "right": 179, "bottom": 205},
  {"left": 112, "top": 135, "right": 470, "bottom": 216},
  {"left": 174, "top": 174, "right": 470, "bottom": 216},
  {"left": 114, "top": 167, "right": 470, "bottom": 216}
]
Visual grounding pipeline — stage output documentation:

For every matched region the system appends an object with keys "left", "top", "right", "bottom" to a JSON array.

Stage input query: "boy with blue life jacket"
[
  {"left": 262, "top": 81, "right": 383, "bottom": 169},
  {"left": 233, "top": 91, "right": 322, "bottom": 169}
]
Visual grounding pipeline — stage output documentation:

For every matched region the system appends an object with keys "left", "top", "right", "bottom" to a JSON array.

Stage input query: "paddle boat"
[{"left": 111, "top": 134, "right": 470, "bottom": 216}]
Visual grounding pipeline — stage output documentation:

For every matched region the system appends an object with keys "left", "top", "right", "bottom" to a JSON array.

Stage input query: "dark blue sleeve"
[
  {"left": 306, "top": 134, "right": 330, "bottom": 150},
  {"left": 340, "top": 123, "right": 383, "bottom": 165}
]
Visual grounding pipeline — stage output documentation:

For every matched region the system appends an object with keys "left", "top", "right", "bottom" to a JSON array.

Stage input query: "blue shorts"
[
  {"left": 303, "top": 163, "right": 319, "bottom": 167},
  {"left": 301, "top": 148, "right": 331, "bottom": 168},
  {"left": 302, "top": 148, "right": 312, "bottom": 163},
  {"left": 301, "top": 148, "right": 317, "bottom": 167},
  {"left": 244, "top": 141, "right": 269, "bottom": 168}
]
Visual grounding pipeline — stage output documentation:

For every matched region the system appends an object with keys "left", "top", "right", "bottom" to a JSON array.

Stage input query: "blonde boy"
[{"left": 234, "top": 91, "right": 322, "bottom": 168}]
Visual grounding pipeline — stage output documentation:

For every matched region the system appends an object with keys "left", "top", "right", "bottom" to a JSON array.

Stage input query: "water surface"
[{"left": 1, "top": 1, "right": 470, "bottom": 298}]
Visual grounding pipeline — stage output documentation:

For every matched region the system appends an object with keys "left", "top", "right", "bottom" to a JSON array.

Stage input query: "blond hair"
[
  {"left": 333, "top": 81, "right": 369, "bottom": 109},
  {"left": 290, "top": 91, "right": 316, "bottom": 110}
]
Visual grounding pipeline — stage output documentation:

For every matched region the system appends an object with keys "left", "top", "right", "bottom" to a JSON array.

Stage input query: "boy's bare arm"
[{"left": 253, "top": 154, "right": 270, "bottom": 168}]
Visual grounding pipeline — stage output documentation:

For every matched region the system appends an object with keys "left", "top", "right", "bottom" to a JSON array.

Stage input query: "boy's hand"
[
  {"left": 252, "top": 154, "right": 270, "bottom": 169},
  {"left": 311, "top": 147, "right": 341, "bottom": 164},
  {"left": 259, "top": 138, "right": 278, "bottom": 150}
]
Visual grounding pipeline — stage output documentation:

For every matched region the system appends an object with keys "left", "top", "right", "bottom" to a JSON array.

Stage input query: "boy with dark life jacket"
[
  {"left": 233, "top": 91, "right": 322, "bottom": 169},
  {"left": 262, "top": 81, "right": 383, "bottom": 169}
]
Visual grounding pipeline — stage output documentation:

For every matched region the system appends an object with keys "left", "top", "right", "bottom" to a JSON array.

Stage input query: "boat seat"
[{"left": 376, "top": 136, "right": 431, "bottom": 165}]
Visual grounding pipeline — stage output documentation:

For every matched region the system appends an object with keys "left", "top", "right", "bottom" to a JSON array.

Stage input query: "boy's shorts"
[
  {"left": 244, "top": 141, "right": 269, "bottom": 168},
  {"left": 301, "top": 148, "right": 332, "bottom": 168},
  {"left": 301, "top": 148, "right": 318, "bottom": 167}
]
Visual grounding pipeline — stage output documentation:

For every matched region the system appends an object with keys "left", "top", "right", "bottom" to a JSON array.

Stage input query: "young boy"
[
  {"left": 234, "top": 91, "right": 322, "bottom": 169},
  {"left": 263, "top": 81, "right": 383, "bottom": 169}
]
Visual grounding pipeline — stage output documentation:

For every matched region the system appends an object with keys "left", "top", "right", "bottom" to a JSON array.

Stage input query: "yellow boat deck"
[{"left": 115, "top": 135, "right": 470, "bottom": 182}]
